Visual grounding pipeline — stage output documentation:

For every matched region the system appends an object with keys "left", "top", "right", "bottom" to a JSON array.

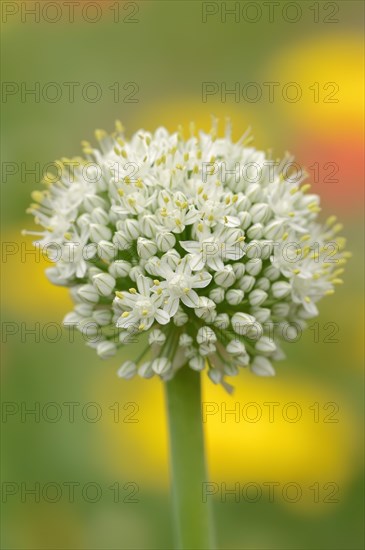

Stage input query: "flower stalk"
[{"left": 165, "top": 367, "right": 216, "bottom": 550}]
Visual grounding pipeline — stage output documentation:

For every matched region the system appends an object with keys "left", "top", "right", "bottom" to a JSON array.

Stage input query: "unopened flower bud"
[
  {"left": 152, "top": 357, "right": 172, "bottom": 375},
  {"left": 97, "top": 240, "right": 116, "bottom": 262},
  {"left": 245, "top": 258, "right": 262, "bottom": 277},
  {"left": 93, "top": 309, "right": 112, "bottom": 326},
  {"left": 249, "top": 289, "right": 268, "bottom": 307},
  {"left": 97, "top": 341, "right": 117, "bottom": 359},
  {"left": 78, "top": 284, "right": 99, "bottom": 303},
  {"left": 209, "top": 287, "right": 225, "bottom": 304},
  {"left": 272, "top": 281, "right": 291, "bottom": 299},
  {"left": 250, "top": 203, "right": 271, "bottom": 224},
  {"left": 214, "top": 265, "right": 236, "bottom": 288},
  {"left": 118, "top": 361, "right": 137, "bottom": 379},
  {"left": 90, "top": 223, "right": 112, "bottom": 243},
  {"left": 255, "top": 336, "right": 276, "bottom": 353},
  {"left": 109, "top": 260, "right": 131, "bottom": 278},
  {"left": 251, "top": 356, "right": 275, "bottom": 376},
  {"left": 137, "top": 237, "right": 158, "bottom": 259},
  {"left": 226, "top": 289, "right": 244, "bottom": 305},
  {"left": 93, "top": 273, "right": 116, "bottom": 296},
  {"left": 156, "top": 232, "right": 176, "bottom": 252}
]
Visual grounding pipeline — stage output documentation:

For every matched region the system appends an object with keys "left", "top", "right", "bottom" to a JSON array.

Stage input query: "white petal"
[
  {"left": 136, "top": 274, "right": 151, "bottom": 296},
  {"left": 192, "top": 271, "right": 212, "bottom": 288},
  {"left": 207, "top": 255, "right": 224, "bottom": 271},
  {"left": 222, "top": 215, "right": 240, "bottom": 227},
  {"left": 155, "top": 309, "right": 170, "bottom": 325},
  {"left": 189, "top": 253, "right": 205, "bottom": 271},
  {"left": 181, "top": 289, "right": 199, "bottom": 308},
  {"left": 180, "top": 241, "right": 201, "bottom": 254},
  {"left": 164, "top": 297, "right": 180, "bottom": 317}
]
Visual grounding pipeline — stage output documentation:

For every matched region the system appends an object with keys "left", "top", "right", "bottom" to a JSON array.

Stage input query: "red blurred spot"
[{"left": 294, "top": 132, "right": 364, "bottom": 217}]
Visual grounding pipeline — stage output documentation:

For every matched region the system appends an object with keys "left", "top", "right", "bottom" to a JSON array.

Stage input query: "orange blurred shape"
[{"left": 295, "top": 130, "right": 364, "bottom": 215}]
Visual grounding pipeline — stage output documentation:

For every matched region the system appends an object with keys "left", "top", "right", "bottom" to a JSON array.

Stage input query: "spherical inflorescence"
[{"left": 25, "top": 120, "right": 348, "bottom": 390}]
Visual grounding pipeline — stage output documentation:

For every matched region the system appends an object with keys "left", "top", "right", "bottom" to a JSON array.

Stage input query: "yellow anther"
[
  {"left": 115, "top": 292, "right": 124, "bottom": 299},
  {"left": 300, "top": 234, "right": 310, "bottom": 242},
  {"left": 184, "top": 152, "right": 189, "bottom": 161},
  {"left": 282, "top": 232, "right": 289, "bottom": 241},
  {"left": 117, "top": 189, "right": 124, "bottom": 196},
  {"left": 304, "top": 296, "right": 311, "bottom": 303},
  {"left": 94, "top": 129, "right": 107, "bottom": 141},
  {"left": 138, "top": 323, "right": 145, "bottom": 331},
  {"left": 332, "top": 223, "right": 343, "bottom": 234},
  {"left": 332, "top": 278, "right": 344, "bottom": 285},
  {"left": 232, "top": 195, "right": 238, "bottom": 203},
  {"left": 225, "top": 197, "right": 231, "bottom": 205},
  {"left": 121, "top": 311, "right": 130, "bottom": 318},
  {"left": 115, "top": 120, "right": 125, "bottom": 133},
  {"left": 290, "top": 187, "right": 299, "bottom": 195},
  {"left": 202, "top": 193, "right": 208, "bottom": 200},
  {"left": 129, "top": 288, "right": 137, "bottom": 294},
  {"left": 31, "top": 191, "right": 44, "bottom": 203},
  {"left": 336, "top": 237, "right": 346, "bottom": 250},
  {"left": 193, "top": 164, "right": 199, "bottom": 174},
  {"left": 197, "top": 223, "right": 204, "bottom": 232},
  {"left": 153, "top": 280, "right": 160, "bottom": 286},
  {"left": 326, "top": 215, "right": 337, "bottom": 226},
  {"left": 292, "top": 268, "right": 300, "bottom": 274},
  {"left": 121, "top": 150, "right": 128, "bottom": 159},
  {"left": 64, "top": 232, "right": 72, "bottom": 240},
  {"left": 301, "top": 184, "right": 311, "bottom": 193},
  {"left": 197, "top": 150, "right": 202, "bottom": 159},
  {"left": 142, "top": 309, "right": 148, "bottom": 316}
]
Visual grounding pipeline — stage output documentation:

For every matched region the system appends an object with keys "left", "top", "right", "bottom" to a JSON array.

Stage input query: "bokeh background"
[{"left": 1, "top": 1, "right": 364, "bottom": 548}]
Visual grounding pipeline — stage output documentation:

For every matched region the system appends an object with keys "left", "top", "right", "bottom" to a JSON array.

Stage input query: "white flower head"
[{"left": 25, "top": 120, "right": 348, "bottom": 389}]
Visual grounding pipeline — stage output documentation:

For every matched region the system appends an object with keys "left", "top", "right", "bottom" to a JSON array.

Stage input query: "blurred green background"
[{"left": 1, "top": 1, "right": 364, "bottom": 548}]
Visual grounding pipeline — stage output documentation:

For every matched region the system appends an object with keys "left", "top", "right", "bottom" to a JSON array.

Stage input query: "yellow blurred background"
[{"left": 1, "top": 1, "right": 364, "bottom": 549}]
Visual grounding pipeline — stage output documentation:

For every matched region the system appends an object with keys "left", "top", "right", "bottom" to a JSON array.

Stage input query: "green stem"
[{"left": 165, "top": 367, "right": 216, "bottom": 550}]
